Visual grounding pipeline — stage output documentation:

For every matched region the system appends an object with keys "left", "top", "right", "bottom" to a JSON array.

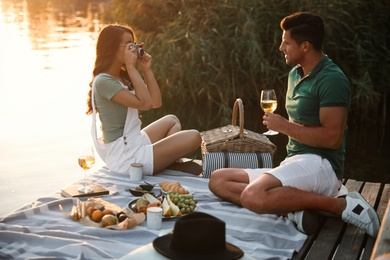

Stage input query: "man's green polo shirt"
[{"left": 285, "top": 55, "right": 350, "bottom": 180}]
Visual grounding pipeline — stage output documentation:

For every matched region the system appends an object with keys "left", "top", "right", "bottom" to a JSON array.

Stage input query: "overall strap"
[{"left": 90, "top": 75, "right": 104, "bottom": 159}]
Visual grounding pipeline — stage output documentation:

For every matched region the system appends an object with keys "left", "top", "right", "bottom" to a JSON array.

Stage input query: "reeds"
[{"left": 111, "top": 0, "right": 390, "bottom": 139}]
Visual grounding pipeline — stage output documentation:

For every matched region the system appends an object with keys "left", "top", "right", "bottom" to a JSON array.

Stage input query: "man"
[{"left": 208, "top": 12, "right": 380, "bottom": 237}]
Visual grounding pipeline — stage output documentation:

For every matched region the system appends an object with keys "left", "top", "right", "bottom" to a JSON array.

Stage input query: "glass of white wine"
[
  {"left": 77, "top": 146, "right": 95, "bottom": 193},
  {"left": 260, "top": 89, "right": 279, "bottom": 135}
]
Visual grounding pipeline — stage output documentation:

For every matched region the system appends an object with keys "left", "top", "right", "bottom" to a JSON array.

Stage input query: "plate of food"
[
  {"left": 127, "top": 192, "right": 198, "bottom": 219},
  {"left": 59, "top": 197, "right": 146, "bottom": 230},
  {"left": 159, "top": 181, "right": 195, "bottom": 195}
]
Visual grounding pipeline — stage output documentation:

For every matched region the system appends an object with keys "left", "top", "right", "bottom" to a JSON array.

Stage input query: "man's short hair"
[{"left": 280, "top": 12, "right": 325, "bottom": 51}]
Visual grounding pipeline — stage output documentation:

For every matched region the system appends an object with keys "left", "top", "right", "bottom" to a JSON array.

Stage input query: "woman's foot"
[{"left": 167, "top": 160, "right": 202, "bottom": 175}]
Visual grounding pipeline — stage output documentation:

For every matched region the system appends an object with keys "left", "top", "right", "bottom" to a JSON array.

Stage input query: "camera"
[{"left": 130, "top": 43, "right": 144, "bottom": 58}]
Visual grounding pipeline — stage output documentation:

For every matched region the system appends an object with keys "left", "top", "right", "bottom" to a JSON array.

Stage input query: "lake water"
[{"left": 0, "top": 0, "right": 108, "bottom": 216}]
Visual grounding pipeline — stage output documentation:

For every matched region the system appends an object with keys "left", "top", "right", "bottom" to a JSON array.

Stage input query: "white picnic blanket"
[{"left": 0, "top": 166, "right": 307, "bottom": 259}]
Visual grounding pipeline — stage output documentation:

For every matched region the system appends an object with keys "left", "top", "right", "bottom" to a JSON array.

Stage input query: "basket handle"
[{"left": 231, "top": 98, "right": 245, "bottom": 139}]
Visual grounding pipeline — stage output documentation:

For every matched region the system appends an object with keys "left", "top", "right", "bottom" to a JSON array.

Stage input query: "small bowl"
[
  {"left": 139, "top": 184, "right": 154, "bottom": 191},
  {"left": 128, "top": 188, "right": 153, "bottom": 197}
]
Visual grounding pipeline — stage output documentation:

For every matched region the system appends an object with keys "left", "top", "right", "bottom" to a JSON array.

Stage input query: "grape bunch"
[{"left": 167, "top": 192, "right": 198, "bottom": 214}]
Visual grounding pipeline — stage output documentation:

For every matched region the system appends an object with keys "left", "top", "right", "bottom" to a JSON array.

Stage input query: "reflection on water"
[{"left": 0, "top": 0, "right": 110, "bottom": 216}]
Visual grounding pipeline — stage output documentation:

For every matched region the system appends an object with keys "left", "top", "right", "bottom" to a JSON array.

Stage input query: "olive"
[
  {"left": 118, "top": 213, "right": 128, "bottom": 223},
  {"left": 116, "top": 211, "right": 126, "bottom": 218}
]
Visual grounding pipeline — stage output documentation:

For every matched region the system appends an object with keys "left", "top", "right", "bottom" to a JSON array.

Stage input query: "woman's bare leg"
[
  {"left": 142, "top": 114, "right": 201, "bottom": 174},
  {"left": 142, "top": 114, "right": 181, "bottom": 143},
  {"left": 152, "top": 130, "right": 201, "bottom": 174}
]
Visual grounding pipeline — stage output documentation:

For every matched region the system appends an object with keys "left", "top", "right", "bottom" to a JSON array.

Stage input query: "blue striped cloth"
[
  {"left": 0, "top": 166, "right": 306, "bottom": 259},
  {"left": 202, "top": 152, "right": 273, "bottom": 178}
]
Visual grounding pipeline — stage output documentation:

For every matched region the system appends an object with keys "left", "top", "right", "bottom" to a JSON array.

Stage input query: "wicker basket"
[{"left": 200, "top": 98, "right": 276, "bottom": 155}]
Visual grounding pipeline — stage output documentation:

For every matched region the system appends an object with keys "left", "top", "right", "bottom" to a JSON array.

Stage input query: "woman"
[{"left": 86, "top": 24, "right": 201, "bottom": 176}]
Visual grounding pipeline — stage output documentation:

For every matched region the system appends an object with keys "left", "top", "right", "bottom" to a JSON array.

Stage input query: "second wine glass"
[
  {"left": 260, "top": 89, "right": 279, "bottom": 135},
  {"left": 77, "top": 146, "right": 95, "bottom": 193}
]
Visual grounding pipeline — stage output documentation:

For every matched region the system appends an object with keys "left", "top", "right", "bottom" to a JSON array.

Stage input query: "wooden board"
[{"left": 61, "top": 185, "right": 109, "bottom": 198}]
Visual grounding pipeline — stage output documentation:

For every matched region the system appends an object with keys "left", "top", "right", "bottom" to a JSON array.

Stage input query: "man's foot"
[
  {"left": 341, "top": 191, "right": 380, "bottom": 238},
  {"left": 288, "top": 210, "right": 319, "bottom": 235}
]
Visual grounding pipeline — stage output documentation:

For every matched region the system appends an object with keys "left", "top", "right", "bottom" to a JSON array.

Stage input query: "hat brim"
[{"left": 153, "top": 234, "right": 244, "bottom": 260}]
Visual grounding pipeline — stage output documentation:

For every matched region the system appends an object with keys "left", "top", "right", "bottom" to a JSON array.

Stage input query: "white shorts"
[
  {"left": 244, "top": 154, "right": 341, "bottom": 197},
  {"left": 99, "top": 130, "right": 154, "bottom": 176}
]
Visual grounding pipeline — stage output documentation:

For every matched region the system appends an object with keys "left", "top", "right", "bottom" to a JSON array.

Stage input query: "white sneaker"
[
  {"left": 288, "top": 210, "right": 319, "bottom": 235},
  {"left": 336, "top": 185, "right": 348, "bottom": 198},
  {"left": 341, "top": 191, "right": 380, "bottom": 238}
]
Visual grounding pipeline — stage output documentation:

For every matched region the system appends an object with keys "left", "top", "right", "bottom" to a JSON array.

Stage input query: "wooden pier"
[{"left": 293, "top": 179, "right": 390, "bottom": 260}]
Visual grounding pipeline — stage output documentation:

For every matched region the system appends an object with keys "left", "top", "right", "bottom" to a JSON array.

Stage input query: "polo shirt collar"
[{"left": 296, "top": 54, "right": 329, "bottom": 78}]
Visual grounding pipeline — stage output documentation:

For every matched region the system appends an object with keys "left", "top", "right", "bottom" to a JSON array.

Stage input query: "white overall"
[{"left": 91, "top": 74, "right": 154, "bottom": 175}]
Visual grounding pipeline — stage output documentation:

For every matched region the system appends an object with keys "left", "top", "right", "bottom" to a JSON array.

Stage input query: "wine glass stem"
[{"left": 84, "top": 169, "right": 87, "bottom": 191}]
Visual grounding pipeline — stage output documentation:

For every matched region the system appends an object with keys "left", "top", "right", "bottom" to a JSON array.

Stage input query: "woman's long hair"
[{"left": 86, "top": 24, "right": 136, "bottom": 115}]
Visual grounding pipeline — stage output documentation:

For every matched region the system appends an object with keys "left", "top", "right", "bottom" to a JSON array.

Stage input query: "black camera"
[{"left": 131, "top": 43, "right": 144, "bottom": 58}]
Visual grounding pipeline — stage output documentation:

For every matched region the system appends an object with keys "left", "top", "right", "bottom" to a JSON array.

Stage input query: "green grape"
[{"left": 168, "top": 193, "right": 199, "bottom": 215}]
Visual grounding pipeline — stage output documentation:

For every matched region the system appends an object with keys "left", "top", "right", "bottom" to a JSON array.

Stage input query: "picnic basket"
[{"left": 200, "top": 98, "right": 276, "bottom": 178}]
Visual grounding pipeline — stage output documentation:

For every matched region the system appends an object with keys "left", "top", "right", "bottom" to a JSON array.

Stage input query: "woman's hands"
[
  {"left": 124, "top": 43, "right": 138, "bottom": 67},
  {"left": 116, "top": 42, "right": 161, "bottom": 110},
  {"left": 124, "top": 42, "right": 152, "bottom": 70}
]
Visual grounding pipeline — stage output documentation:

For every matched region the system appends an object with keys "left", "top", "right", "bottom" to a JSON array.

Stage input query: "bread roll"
[{"left": 159, "top": 181, "right": 189, "bottom": 194}]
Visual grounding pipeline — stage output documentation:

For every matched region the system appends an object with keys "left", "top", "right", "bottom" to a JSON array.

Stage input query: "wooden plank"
[
  {"left": 361, "top": 182, "right": 382, "bottom": 209},
  {"left": 303, "top": 217, "right": 346, "bottom": 259},
  {"left": 376, "top": 184, "right": 390, "bottom": 217},
  {"left": 345, "top": 179, "right": 364, "bottom": 193},
  {"left": 370, "top": 199, "right": 390, "bottom": 259},
  {"left": 293, "top": 179, "right": 364, "bottom": 259},
  {"left": 291, "top": 233, "right": 317, "bottom": 260},
  {"left": 333, "top": 223, "right": 366, "bottom": 259},
  {"left": 291, "top": 217, "right": 326, "bottom": 260},
  {"left": 362, "top": 184, "right": 390, "bottom": 260},
  {"left": 370, "top": 184, "right": 390, "bottom": 260},
  {"left": 292, "top": 180, "right": 390, "bottom": 259},
  {"left": 334, "top": 182, "right": 381, "bottom": 259}
]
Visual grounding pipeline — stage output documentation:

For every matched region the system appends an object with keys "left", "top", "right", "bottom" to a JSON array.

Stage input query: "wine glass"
[
  {"left": 77, "top": 146, "right": 95, "bottom": 193},
  {"left": 260, "top": 89, "right": 279, "bottom": 135}
]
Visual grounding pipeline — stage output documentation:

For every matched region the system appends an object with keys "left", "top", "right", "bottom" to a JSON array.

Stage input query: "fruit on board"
[
  {"left": 101, "top": 214, "right": 117, "bottom": 227},
  {"left": 92, "top": 209, "right": 103, "bottom": 222},
  {"left": 167, "top": 194, "right": 182, "bottom": 217},
  {"left": 162, "top": 197, "right": 171, "bottom": 217}
]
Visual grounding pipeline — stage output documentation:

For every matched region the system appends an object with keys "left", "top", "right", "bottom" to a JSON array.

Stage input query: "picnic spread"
[{"left": 0, "top": 166, "right": 307, "bottom": 259}]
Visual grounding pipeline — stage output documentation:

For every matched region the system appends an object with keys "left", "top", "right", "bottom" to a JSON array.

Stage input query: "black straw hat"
[{"left": 153, "top": 212, "right": 244, "bottom": 260}]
